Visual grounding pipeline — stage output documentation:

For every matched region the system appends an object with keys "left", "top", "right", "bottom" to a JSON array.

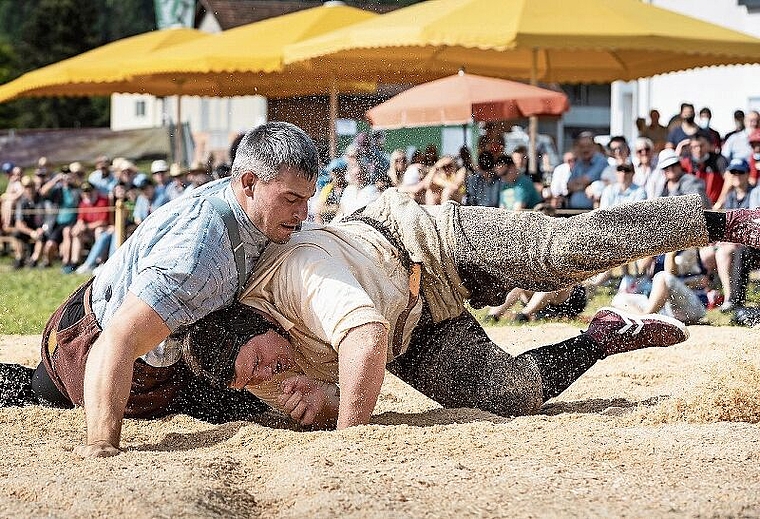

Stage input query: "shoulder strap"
[{"left": 206, "top": 196, "right": 247, "bottom": 298}]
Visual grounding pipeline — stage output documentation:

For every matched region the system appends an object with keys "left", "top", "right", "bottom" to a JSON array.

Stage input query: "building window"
[{"left": 135, "top": 100, "right": 146, "bottom": 117}]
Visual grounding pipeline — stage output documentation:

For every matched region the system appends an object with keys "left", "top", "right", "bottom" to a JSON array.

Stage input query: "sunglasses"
[{"left": 636, "top": 148, "right": 651, "bottom": 154}]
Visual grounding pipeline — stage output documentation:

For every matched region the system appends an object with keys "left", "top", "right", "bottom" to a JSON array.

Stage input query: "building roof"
[{"left": 195, "top": 0, "right": 399, "bottom": 31}]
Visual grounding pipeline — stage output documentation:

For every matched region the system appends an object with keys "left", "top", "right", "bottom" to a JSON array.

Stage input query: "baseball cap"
[
  {"left": 657, "top": 149, "right": 680, "bottom": 170},
  {"left": 728, "top": 158, "right": 750, "bottom": 174},
  {"left": 2, "top": 161, "right": 15, "bottom": 174},
  {"left": 151, "top": 159, "right": 169, "bottom": 174}
]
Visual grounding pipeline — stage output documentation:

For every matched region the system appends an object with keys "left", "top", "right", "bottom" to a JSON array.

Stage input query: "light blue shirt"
[
  {"left": 91, "top": 178, "right": 268, "bottom": 336},
  {"left": 599, "top": 183, "right": 647, "bottom": 209}
]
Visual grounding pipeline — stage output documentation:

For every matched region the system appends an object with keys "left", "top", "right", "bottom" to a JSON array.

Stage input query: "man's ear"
[{"left": 241, "top": 171, "right": 259, "bottom": 196}]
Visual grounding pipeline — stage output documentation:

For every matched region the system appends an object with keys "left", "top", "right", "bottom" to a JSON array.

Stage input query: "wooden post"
[{"left": 114, "top": 199, "right": 125, "bottom": 248}]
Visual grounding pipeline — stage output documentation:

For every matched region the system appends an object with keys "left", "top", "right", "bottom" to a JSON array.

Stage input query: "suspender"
[{"left": 206, "top": 196, "right": 247, "bottom": 298}]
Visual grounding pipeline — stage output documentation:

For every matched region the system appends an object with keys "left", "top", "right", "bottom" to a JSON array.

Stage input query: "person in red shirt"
[
  {"left": 67, "top": 181, "right": 110, "bottom": 273},
  {"left": 749, "top": 129, "right": 760, "bottom": 185},
  {"left": 679, "top": 133, "right": 727, "bottom": 206}
]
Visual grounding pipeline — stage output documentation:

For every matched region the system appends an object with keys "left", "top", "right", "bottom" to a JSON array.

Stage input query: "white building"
[{"left": 611, "top": 0, "right": 760, "bottom": 142}]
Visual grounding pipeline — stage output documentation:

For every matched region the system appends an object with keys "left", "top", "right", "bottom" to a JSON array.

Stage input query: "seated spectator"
[
  {"left": 87, "top": 156, "right": 117, "bottom": 197},
  {"left": 133, "top": 177, "right": 166, "bottom": 226},
  {"left": 396, "top": 149, "right": 427, "bottom": 204},
  {"left": 313, "top": 164, "right": 348, "bottom": 224},
  {"left": 115, "top": 160, "right": 137, "bottom": 189},
  {"left": 639, "top": 109, "right": 668, "bottom": 153},
  {"left": 337, "top": 160, "right": 380, "bottom": 218},
  {"left": 652, "top": 149, "right": 711, "bottom": 208},
  {"left": 666, "top": 103, "right": 709, "bottom": 149},
  {"left": 548, "top": 151, "right": 576, "bottom": 208},
  {"left": 423, "top": 155, "right": 466, "bottom": 205},
  {"left": 715, "top": 159, "right": 755, "bottom": 312},
  {"left": 164, "top": 163, "right": 187, "bottom": 201},
  {"left": 722, "top": 110, "right": 759, "bottom": 163},
  {"left": 39, "top": 167, "right": 80, "bottom": 270},
  {"left": 385, "top": 149, "right": 408, "bottom": 188},
  {"left": 566, "top": 132, "right": 608, "bottom": 209},
  {"left": 66, "top": 182, "right": 109, "bottom": 274},
  {"left": 697, "top": 107, "right": 722, "bottom": 153},
  {"left": 11, "top": 176, "right": 45, "bottom": 269},
  {"left": 632, "top": 137, "right": 662, "bottom": 199},
  {"left": 611, "top": 249, "right": 709, "bottom": 325},
  {"left": 149, "top": 159, "right": 170, "bottom": 199},
  {"left": 184, "top": 160, "right": 212, "bottom": 196},
  {"left": 606, "top": 135, "right": 631, "bottom": 167},
  {"left": 679, "top": 133, "right": 727, "bottom": 207},
  {"left": 749, "top": 129, "right": 760, "bottom": 185},
  {"left": 422, "top": 143, "right": 439, "bottom": 168},
  {"left": 497, "top": 154, "right": 542, "bottom": 210},
  {"left": 76, "top": 182, "right": 135, "bottom": 275},
  {"left": 599, "top": 163, "right": 646, "bottom": 209},
  {"left": 1, "top": 164, "right": 23, "bottom": 235},
  {"left": 485, "top": 285, "right": 588, "bottom": 323},
  {"left": 465, "top": 151, "right": 501, "bottom": 207}
]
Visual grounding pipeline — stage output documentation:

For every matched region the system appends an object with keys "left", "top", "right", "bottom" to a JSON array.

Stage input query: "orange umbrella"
[{"left": 366, "top": 72, "right": 569, "bottom": 129}]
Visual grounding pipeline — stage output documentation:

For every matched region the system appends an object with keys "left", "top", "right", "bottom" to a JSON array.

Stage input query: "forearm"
[
  {"left": 337, "top": 323, "right": 388, "bottom": 429},
  {"left": 82, "top": 331, "right": 135, "bottom": 449}
]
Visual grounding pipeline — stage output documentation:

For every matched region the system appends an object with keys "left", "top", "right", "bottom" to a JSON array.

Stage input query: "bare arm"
[
  {"left": 73, "top": 292, "right": 170, "bottom": 458},
  {"left": 336, "top": 322, "right": 388, "bottom": 429}
]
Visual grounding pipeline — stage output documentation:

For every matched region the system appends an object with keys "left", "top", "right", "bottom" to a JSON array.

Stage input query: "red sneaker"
[
  {"left": 724, "top": 208, "right": 760, "bottom": 248},
  {"left": 585, "top": 307, "right": 689, "bottom": 357}
]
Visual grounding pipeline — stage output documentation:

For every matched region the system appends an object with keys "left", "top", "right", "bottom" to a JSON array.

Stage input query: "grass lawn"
[
  {"left": 0, "top": 253, "right": 755, "bottom": 335},
  {"left": 0, "top": 256, "right": 88, "bottom": 334}
]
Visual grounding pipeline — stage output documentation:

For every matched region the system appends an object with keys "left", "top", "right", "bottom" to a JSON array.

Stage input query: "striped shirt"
[{"left": 90, "top": 178, "right": 268, "bottom": 363}]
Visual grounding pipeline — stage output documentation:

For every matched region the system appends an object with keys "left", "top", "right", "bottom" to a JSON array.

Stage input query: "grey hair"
[{"left": 231, "top": 121, "right": 319, "bottom": 182}]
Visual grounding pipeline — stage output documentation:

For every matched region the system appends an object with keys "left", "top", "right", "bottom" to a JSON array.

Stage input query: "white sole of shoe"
[{"left": 597, "top": 306, "right": 690, "bottom": 341}]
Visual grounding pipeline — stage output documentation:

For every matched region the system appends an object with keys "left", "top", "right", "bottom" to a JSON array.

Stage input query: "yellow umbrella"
[
  {"left": 284, "top": 0, "right": 760, "bottom": 83},
  {"left": 284, "top": 0, "right": 760, "bottom": 170},
  {"left": 0, "top": 27, "right": 208, "bottom": 102},
  {"left": 120, "top": 3, "right": 378, "bottom": 156}
]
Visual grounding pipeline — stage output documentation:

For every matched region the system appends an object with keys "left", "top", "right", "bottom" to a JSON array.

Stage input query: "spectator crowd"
[{"left": 3, "top": 103, "right": 760, "bottom": 326}]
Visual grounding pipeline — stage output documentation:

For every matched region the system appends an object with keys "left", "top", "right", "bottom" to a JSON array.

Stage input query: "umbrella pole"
[
  {"left": 175, "top": 94, "right": 183, "bottom": 166},
  {"left": 528, "top": 48, "right": 539, "bottom": 176},
  {"left": 329, "top": 78, "right": 338, "bottom": 160}
]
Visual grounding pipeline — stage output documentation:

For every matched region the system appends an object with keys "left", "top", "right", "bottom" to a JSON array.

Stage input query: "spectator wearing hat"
[
  {"left": 714, "top": 158, "right": 755, "bottom": 312},
  {"left": 184, "top": 160, "right": 212, "bottom": 197},
  {"left": 66, "top": 182, "right": 109, "bottom": 274},
  {"left": 133, "top": 177, "right": 166, "bottom": 226},
  {"left": 164, "top": 163, "right": 187, "bottom": 201},
  {"left": 149, "top": 159, "right": 170, "bottom": 200},
  {"left": 116, "top": 160, "right": 137, "bottom": 189},
  {"left": 39, "top": 166, "right": 81, "bottom": 269},
  {"left": 651, "top": 148, "right": 711, "bottom": 208},
  {"left": 88, "top": 156, "right": 117, "bottom": 197},
  {"left": 11, "top": 176, "right": 45, "bottom": 268},
  {"left": 632, "top": 137, "right": 663, "bottom": 200},
  {"left": 497, "top": 154, "right": 542, "bottom": 210}
]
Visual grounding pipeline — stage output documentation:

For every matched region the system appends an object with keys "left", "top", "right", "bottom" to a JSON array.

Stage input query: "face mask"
[
  {"left": 753, "top": 152, "right": 760, "bottom": 161},
  {"left": 698, "top": 117, "right": 710, "bottom": 129}
]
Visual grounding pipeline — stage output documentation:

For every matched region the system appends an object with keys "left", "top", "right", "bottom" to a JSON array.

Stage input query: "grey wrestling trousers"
[{"left": 389, "top": 195, "right": 710, "bottom": 417}]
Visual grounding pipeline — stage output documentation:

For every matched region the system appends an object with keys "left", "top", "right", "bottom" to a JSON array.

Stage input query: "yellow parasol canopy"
[
  {"left": 0, "top": 27, "right": 209, "bottom": 102},
  {"left": 284, "top": 0, "right": 760, "bottom": 84},
  {"left": 118, "top": 3, "right": 378, "bottom": 98}
]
